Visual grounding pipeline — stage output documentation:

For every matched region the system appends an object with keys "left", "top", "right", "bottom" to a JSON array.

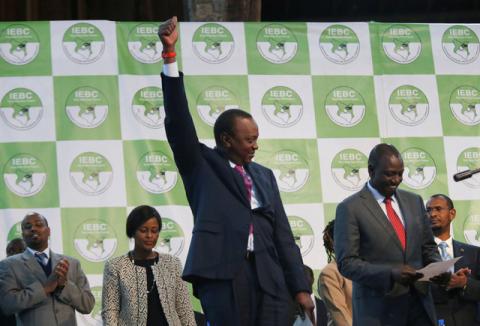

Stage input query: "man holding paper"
[
  {"left": 334, "top": 143, "right": 447, "bottom": 326},
  {"left": 427, "top": 194, "right": 480, "bottom": 326}
]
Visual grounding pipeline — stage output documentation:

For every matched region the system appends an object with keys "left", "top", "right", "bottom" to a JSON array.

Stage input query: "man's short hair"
[
  {"left": 213, "top": 109, "right": 253, "bottom": 146},
  {"left": 126, "top": 205, "right": 162, "bottom": 238},
  {"left": 368, "top": 143, "right": 402, "bottom": 170},
  {"left": 429, "top": 194, "right": 454, "bottom": 210},
  {"left": 21, "top": 212, "right": 48, "bottom": 230},
  {"left": 6, "top": 238, "right": 26, "bottom": 257}
]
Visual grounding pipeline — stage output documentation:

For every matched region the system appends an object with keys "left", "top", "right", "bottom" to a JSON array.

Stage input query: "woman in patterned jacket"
[{"left": 102, "top": 205, "right": 196, "bottom": 326}]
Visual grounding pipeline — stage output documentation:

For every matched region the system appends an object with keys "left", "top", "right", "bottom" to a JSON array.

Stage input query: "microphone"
[{"left": 453, "top": 168, "right": 480, "bottom": 182}]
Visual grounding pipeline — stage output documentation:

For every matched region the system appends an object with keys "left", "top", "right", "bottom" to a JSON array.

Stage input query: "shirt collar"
[
  {"left": 27, "top": 246, "right": 50, "bottom": 259},
  {"left": 434, "top": 236, "right": 453, "bottom": 247},
  {"left": 367, "top": 181, "right": 397, "bottom": 203}
]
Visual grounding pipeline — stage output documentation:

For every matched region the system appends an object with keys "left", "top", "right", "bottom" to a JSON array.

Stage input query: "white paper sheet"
[{"left": 417, "top": 257, "right": 462, "bottom": 281}]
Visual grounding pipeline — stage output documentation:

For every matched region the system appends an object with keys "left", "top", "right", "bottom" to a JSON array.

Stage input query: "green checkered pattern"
[{"left": 1, "top": 21, "right": 479, "bottom": 322}]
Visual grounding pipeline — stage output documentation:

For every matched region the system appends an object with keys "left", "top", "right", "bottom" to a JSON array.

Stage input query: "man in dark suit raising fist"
[{"left": 158, "top": 16, "right": 314, "bottom": 326}]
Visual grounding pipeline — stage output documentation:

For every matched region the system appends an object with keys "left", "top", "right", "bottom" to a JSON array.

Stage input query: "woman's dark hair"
[
  {"left": 126, "top": 205, "right": 162, "bottom": 238},
  {"left": 323, "top": 219, "right": 335, "bottom": 263}
]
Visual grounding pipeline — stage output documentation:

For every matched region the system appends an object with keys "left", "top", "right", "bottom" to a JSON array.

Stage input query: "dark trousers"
[{"left": 196, "top": 255, "right": 291, "bottom": 326}]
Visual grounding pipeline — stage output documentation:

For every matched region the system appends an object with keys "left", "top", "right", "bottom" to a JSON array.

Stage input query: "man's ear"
[{"left": 220, "top": 132, "right": 231, "bottom": 148}]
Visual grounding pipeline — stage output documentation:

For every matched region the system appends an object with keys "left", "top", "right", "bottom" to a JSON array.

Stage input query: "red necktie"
[
  {"left": 234, "top": 165, "right": 254, "bottom": 249},
  {"left": 384, "top": 197, "right": 406, "bottom": 250}
]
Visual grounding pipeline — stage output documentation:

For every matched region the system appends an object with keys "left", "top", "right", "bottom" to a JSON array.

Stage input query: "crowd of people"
[{"left": 0, "top": 16, "right": 479, "bottom": 326}]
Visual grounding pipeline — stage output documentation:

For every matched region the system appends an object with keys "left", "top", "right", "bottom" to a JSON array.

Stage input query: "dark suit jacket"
[
  {"left": 161, "top": 72, "right": 308, "bottom": 298},
  {"left": 0, "top": 250, "right": 94, "bottom": 326},
  {"left": 334, "top": 184, "right": 441, "bottom": 326},
  {"left": 432, "top": 240, "right": 480, "bottom": 326}
]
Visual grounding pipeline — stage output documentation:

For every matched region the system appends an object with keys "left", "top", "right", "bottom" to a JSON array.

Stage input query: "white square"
[
  {"left": 0, "top": 76, "right": 56, "bottom": 142},
  {"left": 374, "top": 75, "right": 443, "bottom": 137},
  {"left": 443, "top": 137, "right": 480, "bottom": 200},
  {"left": 56, "top": 140, "right": 127, "bottom": 207},
  {"left": 431, "top": 24, "right": 480, "bottom": 75},
  {"left": 50, "top": 21, "right": 118, "bottom": 76},
  {"left": 0, "top": 208, "right": 63, "bottom": 260},
  {"left": 248, "top": 75, "right": 316, "bottom": 139},
  {"left": 118, "top": 75, "right": 167, "bottom": 140},
  {"left": 179, "top": 22, "right": 247, "bottom": 75},
  {"left": 317, "top": 138, "right": 380, "bottom": 203},
  {"left": 307, "top": 22, "right": 373, "bottom": 75}
]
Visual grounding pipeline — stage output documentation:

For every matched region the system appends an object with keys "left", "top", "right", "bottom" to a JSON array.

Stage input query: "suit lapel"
[
  {"left": 395, "top": 190, "right": 416, "bottom": 256},
  {"left": 359, "top": 185, "right": 404, "bottom": 252},
  {"left": 22, "top": 250, "right": 47, "bottom": 283},
  {"left": 453, "top": 240, "right": 467, "bottom": 271},
  {"left": 50, "top": 250, "right": 60, "bottom": 274},
  {"left": 246, "top": 164, "right": 268, "bottom": 207}
]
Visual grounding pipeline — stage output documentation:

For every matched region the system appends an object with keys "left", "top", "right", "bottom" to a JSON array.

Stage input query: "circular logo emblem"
[
  {"left": 256, "top": 24, "right": 298, "bottom": 64},
  {"left": 331, "top": 149, "right": 368, "bottom": 191},
  {"left": 442, "top": 25, "right": 480, "bottom": 64},
  {"left": 401, "top": 148, "right": 436, "bottom": 189},
  {"left": 382, "top": 25, "right": 422, "bottom": 64},
  {"left": 7, "top": 222, "right": 22, "bottom": 242},
  {"left": 156, "top": 217, "right": 185, "bottom": 257},
  {"left": 0, "top": 24, "right": 40, "bottom": 65},
  {"left": 62, "top": 23, "right": 105, "bottom": 64},
  {"left": 136, "top": 151, "right": 178, "bottom": 194},
  {"left": 388, "top": 85, "right": 429, "bottom": 126},
  {"left": 456, "top": 147, "right": 480, "bottom": 188},
  {"left": 449, "top": 85, "right": 480, "bottom": 126},
  {"left": 132, "top": 86, "right": 165, "bottom": 129},
  {"left": 0, "top": 88, "right": 43, "bottom": 130},
  {"left": 192, "top": 23, "right": 234, "bottom": 64},
  {"left": 65, "top": 86, "right": 109, "bottom": 128},
  {"left": 69, "top": 152, "right": 113, "bottom": 195},
  {"left": 325, "top": 86, "right": 366, "bottom": 127},
  {"left": 319, "top": 24, "right": 360, "bottom": 64},
  {"left": 261, "top": 86, "right": 303, "bottom": 128},
  {"left": 271, "top": 150, "right": 309, "bottom": 192},
  {"left": 74, "top": 219, "right": 117, "bottom": 262},
  {"left": 464, "top": 213, "right": 480, "bottom": 246},
  {"left": 3, "top": 153, "right": 47, "bottom": 197},
  {"left": 288, "top": 215, "right": 314, "bottom": 257},
  {"left": 78, "top": 286, "right": 103, "bottom": 325},
  {"left": 196, "top": 86, "right": 239, "bottom": 126},
  {"left": 127, "top": 23, "right": 162, "bottom": 64}
]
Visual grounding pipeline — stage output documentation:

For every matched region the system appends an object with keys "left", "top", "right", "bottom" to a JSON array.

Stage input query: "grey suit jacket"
[
  {"left": 0, "top": 250, "right": 95, "bottom": 326},
  {"left": 334, "top": 184, "right": 441, "bottom": 326},
  {"left": 102, "top": 253, "right": 196, "bottom": 326}
]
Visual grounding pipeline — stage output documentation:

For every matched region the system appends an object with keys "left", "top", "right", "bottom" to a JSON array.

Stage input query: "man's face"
[
  {"left": 369, "top": 154, "right": 404, "bottom": 198},
  {"left": 21, "top": 213, "right": 50, "bottom": 251},
  {"left": 223, "top": 117, "right": 259, "bottom": 165},
  {"left": 426, "top": 197, "right": 455, "bottom": 234}
]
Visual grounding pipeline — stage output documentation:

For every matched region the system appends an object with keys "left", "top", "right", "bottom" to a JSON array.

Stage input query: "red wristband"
[{"left": 161, "top": 51, "right": 176, "bottom": 59}]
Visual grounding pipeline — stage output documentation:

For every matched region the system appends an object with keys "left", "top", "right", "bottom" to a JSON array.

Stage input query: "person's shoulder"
[
  {"left": 0, "top": 253, "right": 24, "bottom": 267},
  {"left": 454, "top": 240, "right": 480, "bottom": 254},
  {"left": 396, "top": 188, "right": 422, "bottom": 201},
  {"left": 339, "top": 186, "right": 366, "bottom": 206},
  {"left": 158, "top": 253, "right": 181, "bottom": 265}
]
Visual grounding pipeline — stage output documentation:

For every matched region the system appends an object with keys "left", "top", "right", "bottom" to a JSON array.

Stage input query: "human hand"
[
  {"left": 295, "top": 292, "right": 315, "bottom": 325},
  {"left": 430, "top": 271, "right": 451, "bottom": 287},
  {"left": 157, "top": 16, "right": 178, "bottom": 53},
  {"left": 392, "top": 265, "right": 423, "bottom": 286},
  {"left": 446, "top": 268, "right": 470, "bottom": 290},
  {"left": 54, "top": 258, "right": 69, "bottom": 287}
]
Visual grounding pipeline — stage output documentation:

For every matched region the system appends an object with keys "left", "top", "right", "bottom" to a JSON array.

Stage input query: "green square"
[
  {"left": 0, "top": 142, "right": 58, "bottom": 208},
  {"left": 53, "top": 75, "right": 121, "bottom": 140},
  {"left": 117, "top": 22, "right": 182, "bottom": 75},
  {"left": 382, "top": 137, "right": 449, "bottom": 198},
  {"left": 312, "top": 76, "right": 379, "bottom": 137},
  {"left": 184, "top": 75, "right": 250, "bottom": 139},
  {"left": 436, "top": 75, "right": 480, "bottom": 136},
  {"left": 370, "top": 23, "right": 434, "bottom": 75},
  {"left": 123, "top": 140, "right": 188, "bottom": 206},
  {"left": 60, "top": 207, "right": 129, "bottom": 274},
  {"left": 254, "top": 139, "right": 322, "bottom": 203},
  {"left": 0, "top": 22, "right": 51, "bottom": 76},
  {"left": 244, "top": 22, "right": 310, "bottom": 75},
  {"left": 452, "top": 200, "right": 480, "bottom": 245}
]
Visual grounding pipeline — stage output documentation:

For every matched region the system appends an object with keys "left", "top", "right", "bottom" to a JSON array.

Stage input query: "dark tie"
[
  {"left": 35, "top": 252, "right": 48, "bottom": 266},
  {"left": 384, "top": 197, "right": 406, "bottom": 250},
  {"left": 234, "top": 165, "right": 254, "bottom": 251}
]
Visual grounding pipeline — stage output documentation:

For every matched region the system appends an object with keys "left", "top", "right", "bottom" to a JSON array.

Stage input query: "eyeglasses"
[{"left": 426, "top": 206, "right": 450, "bottom": 213}]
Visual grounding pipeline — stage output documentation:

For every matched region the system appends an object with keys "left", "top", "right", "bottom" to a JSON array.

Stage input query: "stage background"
[{"left": 1, "top": 20, "right": 479, "bottom": 324}]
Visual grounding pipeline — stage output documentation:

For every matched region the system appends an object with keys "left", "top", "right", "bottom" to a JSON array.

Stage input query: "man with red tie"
[
  {"left": 334, "top": 143, "right": 447, "bottom": 326},
  {"left": 158, "top": 17, "right": 314, "bottom": 326}
]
